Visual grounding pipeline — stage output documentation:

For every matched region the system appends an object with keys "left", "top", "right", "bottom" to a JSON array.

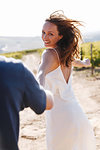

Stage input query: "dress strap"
[{"left": 53, "top": 48, "right": 60, "bottom": 65}]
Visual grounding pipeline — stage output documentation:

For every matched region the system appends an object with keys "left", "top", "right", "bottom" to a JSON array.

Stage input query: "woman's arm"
[
  {"left": 45, "top": 90, "right": 54, "bottom": 110},
  {"left": 37, "top": 49, "right": 59, "bottom": 86},
  {"left": 72, "top": 58, "right": 91, "bottom": 68},
  {"left": 37, "top": 49, "right": 59, "bottom": 110}
]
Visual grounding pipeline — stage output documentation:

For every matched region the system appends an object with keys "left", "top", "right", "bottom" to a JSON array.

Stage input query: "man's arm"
[{"left": 23, "top": 64, "right": 53, "bottom": 114}]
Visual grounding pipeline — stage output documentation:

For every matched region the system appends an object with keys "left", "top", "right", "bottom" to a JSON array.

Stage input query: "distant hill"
[
  {"left": 0, "top": 31, "right": 100, "bottom": 53},
  {"left": 0, "top": 36, "right": 44, "bottom": 53}
]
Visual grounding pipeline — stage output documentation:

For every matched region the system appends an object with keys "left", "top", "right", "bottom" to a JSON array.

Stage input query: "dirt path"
[
  {"left": 72, "top": 70, "right": 100, "bottom": 150},
  {"left": 18, "top": 52, "right": 100, "bottom": 150}
]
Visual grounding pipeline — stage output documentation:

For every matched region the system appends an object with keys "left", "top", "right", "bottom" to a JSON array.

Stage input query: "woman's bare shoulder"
[
  {"left": 40, "top": 48, "right": 59, "bottom": 73},
  {"left": 42, "top": 48, "right": 59, "bottom": 64}
]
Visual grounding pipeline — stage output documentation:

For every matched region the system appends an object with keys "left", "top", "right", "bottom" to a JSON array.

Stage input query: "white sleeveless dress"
[{"left": 45, "top": 65, "right": 96, "bottom": 150}]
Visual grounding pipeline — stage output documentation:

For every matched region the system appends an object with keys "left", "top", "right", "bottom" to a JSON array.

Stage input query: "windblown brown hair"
[{"left": 46, "top": 10, "right": 83, "bottom": 66}]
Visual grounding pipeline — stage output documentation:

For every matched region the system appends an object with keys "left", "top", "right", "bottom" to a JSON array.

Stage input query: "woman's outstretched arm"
[{"left": 72, "top": 58, "right": 91, "bottom": 68}]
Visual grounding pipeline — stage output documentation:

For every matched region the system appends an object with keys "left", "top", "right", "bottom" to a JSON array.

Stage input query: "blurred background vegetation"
[
  {"left": 81, "top": 41, "right": 100, "bottom": 67},
  {"left": 0, "top": 48, "right": 45, "bottom": 59}
]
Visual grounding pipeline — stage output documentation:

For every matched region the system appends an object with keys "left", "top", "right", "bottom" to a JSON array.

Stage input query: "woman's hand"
[
  {"left": 72, "top": 58, "right": 91, "bottom": 67},
  {"left": 82, "top": 58, "right": 91, "bottom": 67}
]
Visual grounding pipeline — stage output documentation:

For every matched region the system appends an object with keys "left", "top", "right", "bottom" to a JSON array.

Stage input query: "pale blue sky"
[{"left": 0, "top": 0, "right": 100, "bottom": 37}]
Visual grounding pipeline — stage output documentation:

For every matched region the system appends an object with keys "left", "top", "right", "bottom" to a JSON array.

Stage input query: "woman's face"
[{"left": 42, "top": 21, "right": 62, "bottom": 48}]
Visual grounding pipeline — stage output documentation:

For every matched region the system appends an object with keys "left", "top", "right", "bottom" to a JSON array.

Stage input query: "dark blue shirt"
[{"left": 0, "top": 56, "right": 46, "bottom": 150}]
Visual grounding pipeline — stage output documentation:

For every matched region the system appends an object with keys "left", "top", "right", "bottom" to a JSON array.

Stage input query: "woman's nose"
[{"left": 43, "top": 34, "right": 48, "bottom": 40}]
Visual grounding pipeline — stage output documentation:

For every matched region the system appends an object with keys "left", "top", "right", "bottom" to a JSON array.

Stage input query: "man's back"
[{"left": 0, "top": 56, "right": 46, "bottom": 150}]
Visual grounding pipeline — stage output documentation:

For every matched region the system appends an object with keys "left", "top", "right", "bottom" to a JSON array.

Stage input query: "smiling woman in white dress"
[{"left": 37, "top": 10, "right": 96, "bottom": 150}]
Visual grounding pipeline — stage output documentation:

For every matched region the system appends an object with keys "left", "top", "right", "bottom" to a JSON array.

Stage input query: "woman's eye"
[
  {"left": 42, "top": 31, "right": 45, "bottom": 34},
  {"left": 49, "top": 33, "right": 53, "bottom": 36}
]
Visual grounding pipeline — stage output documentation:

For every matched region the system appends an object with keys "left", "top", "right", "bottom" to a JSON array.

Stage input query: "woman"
[{"left": 37, "top": 10, "right": 96, "bottom": 150}]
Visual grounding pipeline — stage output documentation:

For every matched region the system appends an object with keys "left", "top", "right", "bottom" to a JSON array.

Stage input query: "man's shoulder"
[
  {"left": 0, "top": 55, "right": 24, "bottom": 68},
  {"left": 0, "top": 56, "right": 26, "bottom": 74}
]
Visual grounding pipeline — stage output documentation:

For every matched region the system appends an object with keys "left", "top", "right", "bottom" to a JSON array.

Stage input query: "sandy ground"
[{"left": 18, "top": 52, "right": 100, "bottom": 150}]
